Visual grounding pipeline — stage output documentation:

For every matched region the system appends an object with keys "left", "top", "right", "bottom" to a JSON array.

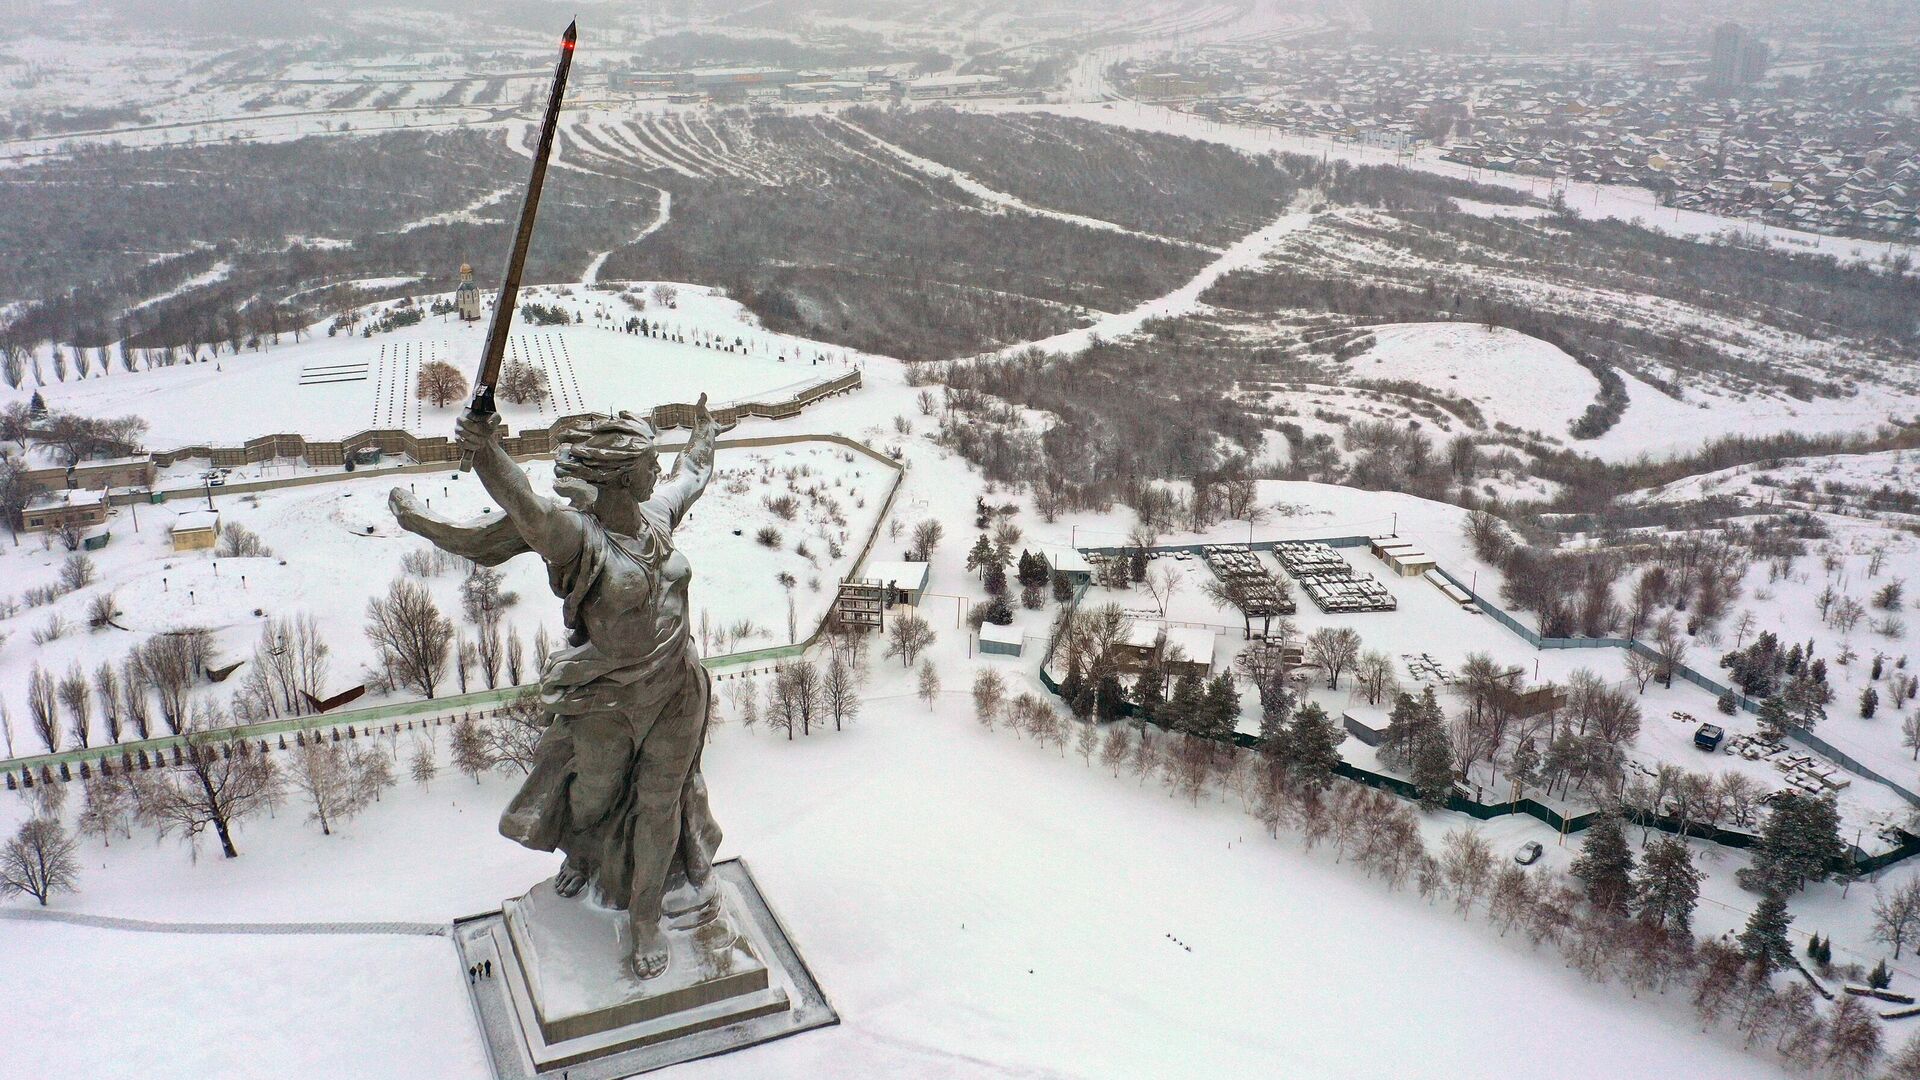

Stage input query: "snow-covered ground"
[
  {"left": 2, "top": 283, "right": 859, "bottom": 449},
  {"left": 0, "top": 440, "right": 893, "bottom": 738},
  {"left": 2, "top": 262, "right": 1913, "bottom": 1080},
  {"left": 1340, "top": 322, "right": 1599, "bottom": 437},
  {"left": 1630, "top": 449, "right": 1920, "bottom": 793},
  {"left": 0, "top": 662, "right": 1802, "bottom": 1080}
]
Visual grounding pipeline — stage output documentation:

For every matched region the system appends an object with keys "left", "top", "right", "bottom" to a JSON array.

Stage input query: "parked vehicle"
[
  {"left": 1694, "top": 723, "right": 1726, "bottom": 751},
  {"left": 1515, "top": 842, "right": 1544, "bottom": 866}
]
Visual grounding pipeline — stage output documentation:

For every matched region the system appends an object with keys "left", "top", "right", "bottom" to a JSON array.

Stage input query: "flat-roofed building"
[
  {"left": 169, "top": 509, "right": 221, "bottom": 552},
  {"left": 21, "top": 488, "right": 108, "bottom": 534}
]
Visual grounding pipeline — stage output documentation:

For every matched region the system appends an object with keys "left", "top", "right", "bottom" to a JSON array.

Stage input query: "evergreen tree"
[
  {"left": 1739, "top": 890, "right": 1794, "bottom": 976},
  {"left": 1163, "top": 671, "right": 1204, "bottom": 733},
  {"left": 983, "top": 594, "right": 1014, "bottom": 625},
  {"left": 1571, "top": 810, "right": 1636, "bottom": 916},
  {"left": 1017, "top": 551, "right": 1050, "bottom": 590},
  {"left": 1095, "top": 672, "right": 1127, "bottom": 723},
  {"left": 1785, "top": 672, "right": 1830, "bottom": 731},
  {"left": 1129, "top": 549, "right": 1147, "bottom": 583},
  {"left": 1634, "top": 834, "right": 1700, "bottom": 934},
  {"left": 1134, "top": 668, "right": 1166, "bottom": 721},
  {"left": 1756, "top": 695, "right": 1792, "bottom": 741},
  {"left": 1051, "top": 570, "right": 1074, "bottom": 604},
  {"left": 984, "top": 562, "right": 1009, "bottom": 597},
  {"left": 1257, "top": 687, "right": 1293, "bottom": 755},
  {"left": 1059, "top": 656, "right": 1086, "bottom": 715},
  {"left": 1745, "top": 792, "right": 1845, "bottom": 894},
  {"left": 1871, "top": 959, "right": 1893, "bottom": 990},
  {"left": 1716, "top": 690, "right": 1738, "bottom": 716},
  {"left": 1380, "top": 691, "right": 1424, "bottom": 768},
  {"left": 965, "top": 534, "right": 994, "bottom": 578},
  {"left": 1862, "top": 686, "right": 1880, "bottom": 719},
  {"left": 1193, "top": 673, "right": 1240, "bottom": 740},
  {"left": 1286, "top": 702, "right": 1345, "bottom": 789},
  {"left": 1411, "top": 722, "right": 1454, "bottom": 810}
]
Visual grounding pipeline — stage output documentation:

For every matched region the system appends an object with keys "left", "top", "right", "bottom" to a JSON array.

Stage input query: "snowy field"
[
  {"left": 0, "top": 672, "right": 1801, "bottom": 1080},
  {"left": 0, "top": 439, "right": 893, "bottom": 737},
  {"left": 1341, "top": 322, "right": 1600, "bottom": 438},
  {"left": 3, "top": 283, "right": 858, "bottom": 449},
  {"left": 2, "top": 286, "right": 1916, "bottom": 1079}
]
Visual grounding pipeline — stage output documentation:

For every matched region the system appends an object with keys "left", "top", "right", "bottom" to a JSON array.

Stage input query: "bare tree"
[
  {"left": 485, "top": 694, "right": 545, "bottom": 773},
  {"left": 498, "top": 357, "right": 550, "bottom": 407},
  {"left": 822, "top": 652, "right": 860, "bottom": 731},
  {"left": 475, "top": 617, "right": 504, "bottom": 690},
  {"left": 416, "top": 359, "right": 467, "bottom": 408},
  {"left": 910, "top": 519, "right": 945, "bottom": 560},
  {"left": 886, "top": 612, "right": 935, "bottom": 667},
  {"left": 783, "top": 661, "right": 822, "bottom": 736},
  {"left": 1623, "top": 648, "right": 1658, "bottom": 694},
  {"left": 1143, "top": 562, "right": 1183, "bottom": 616},
  {"left": 1874, "top": 879, "right": 1920, "bottom": 960},
  {"left": 916, "top": 659, "right": 940, "bottom": 708},
  {"left": 1100, "top": 724, "right": 1132, "bottom": 775},
  {"left": 1651, "top": 617, "right": 1689, "bottom": 687},
  {"left": 91, "top": 662, "right": 121, "bottom": 744},
  {"left": 134, "top": 630, "right": 212, "bottom": 735},
  {"left": 78, "top": 774, "right": 134, "bottom": 847},
  {"left": 1306, "top": 627, "right": 1362, "bottom": 689},
  {"left": 139, "top": 719, "right": 282, "bottom": 860},
  {"left": 972, "top": 667, "right": 1006, "bottom": 728},
  {"left": 288, "top": 740, "right": 387, "bottom": 836},
  {"left": 0, "top": 817, "right": 79, "bottom": 906},
  {"left": 449, "top": 717, "right": 494, "bottom": 782},
  {"left": 365, "top": 579, "right": 454, "bottom": 698},
  {"left": 215, "top": 522, "right": 272, "bottom": 558},
  {"left": 1355, "top": 650, "right": 1399, "bottom": 706},
  {"left": 409, "top": 740, "right": 438, "bottom": 789},
  {"left": 26, "top": 664, "right": 59, "bottom": 754},
  {"left": 57, "top": 662, "right": 92, "bottom": 749}
]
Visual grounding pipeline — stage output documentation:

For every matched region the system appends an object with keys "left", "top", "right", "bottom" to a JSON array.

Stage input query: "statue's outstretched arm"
[
  {"left": 460, "top": 412, "right": 584, "bottom": 565},
  {"left": 652, "top": 394, "right": 734, "bottom": 528}
]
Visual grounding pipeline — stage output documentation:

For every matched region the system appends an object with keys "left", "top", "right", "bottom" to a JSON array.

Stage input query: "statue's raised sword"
[{"left": 459, "top": 18, "right": 577, "bottom": 471}]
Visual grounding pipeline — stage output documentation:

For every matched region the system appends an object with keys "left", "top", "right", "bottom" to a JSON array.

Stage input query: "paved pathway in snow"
[
  {"left": 0, "top": 908, "right": 446, "bottom": 937},
  {"left": 830, "top": 117, "right": 1221, "bottom": 255}
]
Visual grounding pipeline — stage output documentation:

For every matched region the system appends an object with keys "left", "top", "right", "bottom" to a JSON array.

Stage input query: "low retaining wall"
[{"left": 145, "top": 370, "right": 862, "bottom": 470}]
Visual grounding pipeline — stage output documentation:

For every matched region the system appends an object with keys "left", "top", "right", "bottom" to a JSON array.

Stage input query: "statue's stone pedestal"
[{"left": 456, "top": 859, "right": 836, "bottom": 1077}]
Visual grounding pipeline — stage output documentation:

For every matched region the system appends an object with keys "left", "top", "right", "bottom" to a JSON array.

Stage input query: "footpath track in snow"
[
  {"left": 829, "top": 116, "right": 1222, "bottom": 255},
  {"left": 966, "top": 209, "right": 1312, "bottom": 361},
  {"left": 0, "top": 909, "right": 446, "bottom": 937}
]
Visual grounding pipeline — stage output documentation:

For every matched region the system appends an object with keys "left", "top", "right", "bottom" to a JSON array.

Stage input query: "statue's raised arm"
[{"left": 649, "top": 393, "right": 735, "bottom": 529}]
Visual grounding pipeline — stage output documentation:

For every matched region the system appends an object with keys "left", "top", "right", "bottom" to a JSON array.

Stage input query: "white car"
[{"left": 1515, "top": 842, "right": 1544, "bottom": 866}]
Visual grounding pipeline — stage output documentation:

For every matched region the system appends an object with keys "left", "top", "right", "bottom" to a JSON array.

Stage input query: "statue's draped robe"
[{"left": 397, "top": 475, "right": 719, "bottom": 913}]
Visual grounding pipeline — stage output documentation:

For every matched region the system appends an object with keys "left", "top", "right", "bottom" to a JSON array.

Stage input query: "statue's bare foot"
[
  {"left": 554, "top": 856, "right": 590, "bottom": 898},
  {"left": 630, "top": 923, "right": 670, "bottom": 980}
]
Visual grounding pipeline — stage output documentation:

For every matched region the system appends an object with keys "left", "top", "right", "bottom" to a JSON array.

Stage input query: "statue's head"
[{"left": 553, "top": 411, "right": 660, "bottom": 513}]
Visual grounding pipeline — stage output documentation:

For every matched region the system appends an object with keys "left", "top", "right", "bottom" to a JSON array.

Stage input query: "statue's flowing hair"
[{"left": 554, "top": 411, "right": 660, "bottom": 489}]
